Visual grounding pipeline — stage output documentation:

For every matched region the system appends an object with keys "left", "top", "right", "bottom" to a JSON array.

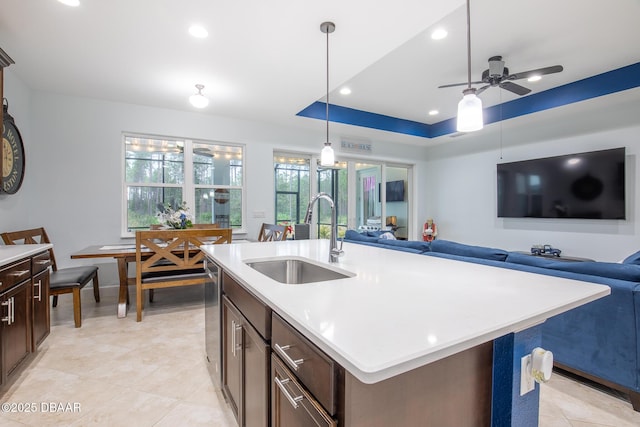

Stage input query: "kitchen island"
[{"left": 202, "top": 239, "right": 609, "bottom": 427}]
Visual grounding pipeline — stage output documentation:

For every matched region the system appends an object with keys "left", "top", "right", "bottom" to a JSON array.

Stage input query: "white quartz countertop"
[
  {"left": 0, "top": 244, "right": 52, "bottom": 267},
  {"left": 201, "top": 240, "right": 610, "bottom": 384}
]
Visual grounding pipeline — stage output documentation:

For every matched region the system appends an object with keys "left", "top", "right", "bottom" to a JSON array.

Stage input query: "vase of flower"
[{"left": 157, "top": 202, "right": 194, "bottom": 229}]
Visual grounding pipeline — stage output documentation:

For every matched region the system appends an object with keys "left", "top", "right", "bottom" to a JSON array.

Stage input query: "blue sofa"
[{"left": 343, "top": 230, "right": 640, "bottom": 410}]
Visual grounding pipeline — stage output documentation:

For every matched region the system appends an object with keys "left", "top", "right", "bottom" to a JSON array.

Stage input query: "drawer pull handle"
[
  {"left": 231, "top": 320, "right": 242, "bottom": 357},
  {"left": 10, "top": 270, "right": 30, "bottom": 279},
  {"left": 274, "top": 343, "right": 304, "bottom": 371},
  {"left": 1, "top": 298, "right": 14, "bottom": 325},
  {"left": 35, "top": 260, "right": 51, "bottom": 266},
  {"left": 274, "top": 377, "right": 303, "bottom": 409}
]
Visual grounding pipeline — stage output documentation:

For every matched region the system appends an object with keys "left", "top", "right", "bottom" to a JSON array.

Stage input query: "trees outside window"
[{"left": 124, "top": 135, "right": 244, "bottom": 235}]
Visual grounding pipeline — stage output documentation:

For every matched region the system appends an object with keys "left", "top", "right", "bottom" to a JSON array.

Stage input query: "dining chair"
[
  {"left": 132, "top": 228, "right": 232, "bottom": 321},
  {"left": 150, "top": 223, "right": 218, "bottom": 230},
  {"left": 1, "top": 227, "right": 99, "bottom": 328},
  {"left": 257, "top": 223, "right": 288, "bottom": 242}
]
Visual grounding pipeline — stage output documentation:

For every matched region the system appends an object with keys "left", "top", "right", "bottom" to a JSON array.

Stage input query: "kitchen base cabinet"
[
  {"left": 218, "top": 266, "right": 493, "bottom": 427},
  {"left": 272, "top": 354, "right": 336, "bottom": 427},
  {"left": 31, "top": 266, "right": 51, "bottom": 349},
  {"left": 1, "top": 280, "right": 30, "bottom": 384},
  {"left": 222, "top": 289, "right": 270, "bottom": 427},
  {"left": 0, "top": 249, "right": 51, "bottom": 389}
]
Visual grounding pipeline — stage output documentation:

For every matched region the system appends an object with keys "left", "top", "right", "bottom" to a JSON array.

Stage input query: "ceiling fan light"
[
  {"left": 456, "top": 89, "right": 483, "bottom": 132},
  {"left": 320, "top": 143, "right": 335, "bottom": 166}
]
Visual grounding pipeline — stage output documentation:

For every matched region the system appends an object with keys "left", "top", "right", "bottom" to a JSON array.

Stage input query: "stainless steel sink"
[{"left": 245, "top": 257, "right": 354, "bottom": 284}]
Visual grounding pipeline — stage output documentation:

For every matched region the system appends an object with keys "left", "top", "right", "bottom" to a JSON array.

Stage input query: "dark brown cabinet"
[
  {"left": 1, "top": 279, "right": 30, "bottom": 386},
  {"left": 0, "top": 250, "right": 50, "bottom": 388},
  {"left": 31, "top": 269, "right": 50, "bottom": 349},
  {"left": 272, "top": 354, "right": 336, "bottom": 427},
  {"left": 222, "top": 272, "right": 270, "bottom": 427},
  {"left": 216, "top": 265, "right": 492, "bottom": 427}
]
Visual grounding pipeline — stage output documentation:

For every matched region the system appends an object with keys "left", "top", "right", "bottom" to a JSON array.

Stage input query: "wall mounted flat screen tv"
[
  {"left": 497, "top": 148, "right": 625, "bottom": 219},
  {"left": 386, "top": 180, "right": 405, "bottom": 202}
]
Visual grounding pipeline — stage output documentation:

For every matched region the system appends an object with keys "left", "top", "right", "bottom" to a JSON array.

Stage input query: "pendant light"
[
  {"left": 189, "top": 84, "right": 209, "bottom": 108},
  {"left": 456, "top": 0, "right": 483, "bottom": 132},
  {"left": 320, "top": 21, "right": 336, "bottom": 166}
]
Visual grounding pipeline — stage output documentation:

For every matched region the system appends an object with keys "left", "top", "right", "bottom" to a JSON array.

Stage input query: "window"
[
  {"left": 274, "top": 152, "right": 413, "bottom": 240},
  {"left": 123, "top": 135, "right": 244, "bottom": 235},
  {"left": 274, "top": 154, "right": 310, "bottom": 236}
]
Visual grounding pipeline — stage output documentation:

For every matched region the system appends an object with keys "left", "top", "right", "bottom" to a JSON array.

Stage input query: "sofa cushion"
[
  {"left": 507, "top": 252, "right": 640, "bottom": 282},
  {"left": 344, "top": 230, "right": 380, "bottom": 243},
  {"left": 506, "top": 252, "right": 567, "bottom": 269},
  {"left": 376, "top": 239, "right": 431, "bottom": 253},
  {"left": 622, "top": 250, "right": 640, "bottom": 265},
  {"left": 430, "top": 240, "right": 508, "bottom": 261},
  {"left": 547, "top": 261, "right": 640, "bottom": 283}
]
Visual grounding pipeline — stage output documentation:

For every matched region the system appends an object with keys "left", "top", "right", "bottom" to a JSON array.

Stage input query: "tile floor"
[{"left": 1, "top": 285, "right": 639, "bottom": 426}]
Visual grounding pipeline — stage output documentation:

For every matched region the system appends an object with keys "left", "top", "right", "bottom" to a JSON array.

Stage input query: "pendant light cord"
[
  {"left": 466, "top": 0, "right": 472, "bottom": 90},
  {"left": 326, "top": 26, "right": 330, "bottom": 144}
]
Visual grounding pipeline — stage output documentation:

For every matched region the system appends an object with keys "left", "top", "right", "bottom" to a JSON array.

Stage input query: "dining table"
[
  {"left": 70, "top": 238, "right": 248, "bottom": 318},
  {"left": 70, "top": 244, "right": 143, "bottom": 318}
]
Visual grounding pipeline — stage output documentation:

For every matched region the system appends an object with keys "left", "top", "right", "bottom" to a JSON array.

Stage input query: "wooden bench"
[{"left": 131, "top": 228, "right": 232, "bottom": 321}]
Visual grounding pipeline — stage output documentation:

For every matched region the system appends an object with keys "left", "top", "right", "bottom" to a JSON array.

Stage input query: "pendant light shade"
[
  {"left": 189, "top": 84, "right": 209, "bottom": 108},
  {"left": 320, "top": 143, "right": 335, "bottom": 166},
  {"left": 456, "top": 0, "right": 483, "bottom": 132},
  {"left": 457, "top": 88, "right": 483, "bottom": 132},
  {"left": 319, "top": 21, "right": 336, "bottom": 167}
]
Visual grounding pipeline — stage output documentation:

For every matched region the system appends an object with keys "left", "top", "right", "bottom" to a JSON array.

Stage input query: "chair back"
[
  {"left": 135, "top": 228, "right": 232, "bottom": 280},
  {"left": 191, "top": 223, "right": 220, "bottom": 229},
  {"left": 1, "top": 227, "right": 59, "bottom": 271},
  {"left": 257, "top": 223, "right": 288, "bottom": 242},
  {"left": 150, "top": 223, "right": 219, "bottom": 230}
]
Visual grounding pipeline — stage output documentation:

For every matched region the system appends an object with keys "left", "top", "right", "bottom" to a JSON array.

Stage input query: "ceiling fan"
[{"left": 439, "top": 55, "right": 563, "bottom": 96}]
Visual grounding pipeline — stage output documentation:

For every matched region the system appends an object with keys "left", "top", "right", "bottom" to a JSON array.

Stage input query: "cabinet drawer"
[
  {"left": 222, "top": 271, "right": 271, "bottom": 340},
  {"left": 0, "top": 259, "right": 31, "bottom": 293},
  {"left": 32, "top": 251, "right": 52, "bottom": 275},
  {"left": 272, "top": 354, "right": 336, "bottom": 427},
  {"left": 272, "top": 313, "right": 337, "bottom": 416}
]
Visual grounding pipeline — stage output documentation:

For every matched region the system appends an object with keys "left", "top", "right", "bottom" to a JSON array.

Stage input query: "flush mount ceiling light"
[
  {"left": 456, "top": 0, "right": 483, "bottom": 133},
  {"left": 58, "top": 0, "right": 80, "bottom": 6},
  {"left": 431, "top": 28, "right": 448, "bottom": 40},
  {"left": 320, "top": 21, "right": 336, "bottom": 167},
  {"left": 189, "top": 25, "right": 208, "bottom": 38},
  {"left": 189, "top": 84, "right": 209, "bottom": 108}
]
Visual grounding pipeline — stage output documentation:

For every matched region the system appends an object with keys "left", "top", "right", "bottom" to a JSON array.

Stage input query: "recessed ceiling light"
[
  {"left": 431, "top": 28, "right": 448, "bottom": 40},
  {"left": 339, "top": 87, "right": 351, "bottom": 95},
  {"left": 189, "top": 25, "right": 209, "bottom": 39},
  {"left": 528, "top": 75, "right": 542, "bottom": 82},
  {"left": 428, "top": 110, "right": 439, "bottom": 116},
  {"left": 58, "top": 0, "right": 80, "bottom": 6}
]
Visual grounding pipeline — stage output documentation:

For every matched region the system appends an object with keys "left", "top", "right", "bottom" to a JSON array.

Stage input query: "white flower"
[{"left": 157, "top": 202, "right": 194, "bottom": 229}]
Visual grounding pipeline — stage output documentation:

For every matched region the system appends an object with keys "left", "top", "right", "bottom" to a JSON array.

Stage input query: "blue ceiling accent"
[{"left": 297, "top": 61, "right": 640, "bottom": 139}]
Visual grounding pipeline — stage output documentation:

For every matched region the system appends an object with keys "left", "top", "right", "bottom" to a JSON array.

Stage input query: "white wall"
[
  {"left": 1, "top": 69, "right": 429, "bottom": 284},
  {"left": 424, "top": 116, "right": 640, "bottom": 262}
]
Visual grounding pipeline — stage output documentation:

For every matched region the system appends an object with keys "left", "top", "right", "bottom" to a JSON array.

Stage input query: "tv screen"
[
  {"left": 386, "top": 180, "right": 405, "bottom": 202},
  {"left": 497, "top": 148, "right": 625, "bottom": 219}
]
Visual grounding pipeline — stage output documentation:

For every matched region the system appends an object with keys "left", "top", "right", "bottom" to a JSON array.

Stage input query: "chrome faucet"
[{"left": 304, "top": 192, "right": 344, "bottom": 263}]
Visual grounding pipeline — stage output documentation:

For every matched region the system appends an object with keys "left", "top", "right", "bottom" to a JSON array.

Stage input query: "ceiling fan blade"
[
  {"left": 438, "top": 81, "right": 483, "bottom": 89},
  {"left": 475, "top": 85, "right": 490, "bottom": 95},
  {"left": 500, "top": 81, "right": 531, "bottom": 96},
  {"left": 508, "top": 65, "right": 564, "bottom": 80}
]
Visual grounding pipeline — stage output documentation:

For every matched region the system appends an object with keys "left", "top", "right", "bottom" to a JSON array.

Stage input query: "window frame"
[{"left": 122, "top": 133, "right": 246, "bottom": 237}]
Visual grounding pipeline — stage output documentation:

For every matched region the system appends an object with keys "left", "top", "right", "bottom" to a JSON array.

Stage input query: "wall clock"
[{"left": 2, "top": 99, "right": 25, "bottom": 194}]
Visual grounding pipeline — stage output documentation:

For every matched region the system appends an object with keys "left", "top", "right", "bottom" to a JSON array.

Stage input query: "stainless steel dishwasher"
[{"left": 204, "top": 257, "right": 222, "bottom": 389}]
